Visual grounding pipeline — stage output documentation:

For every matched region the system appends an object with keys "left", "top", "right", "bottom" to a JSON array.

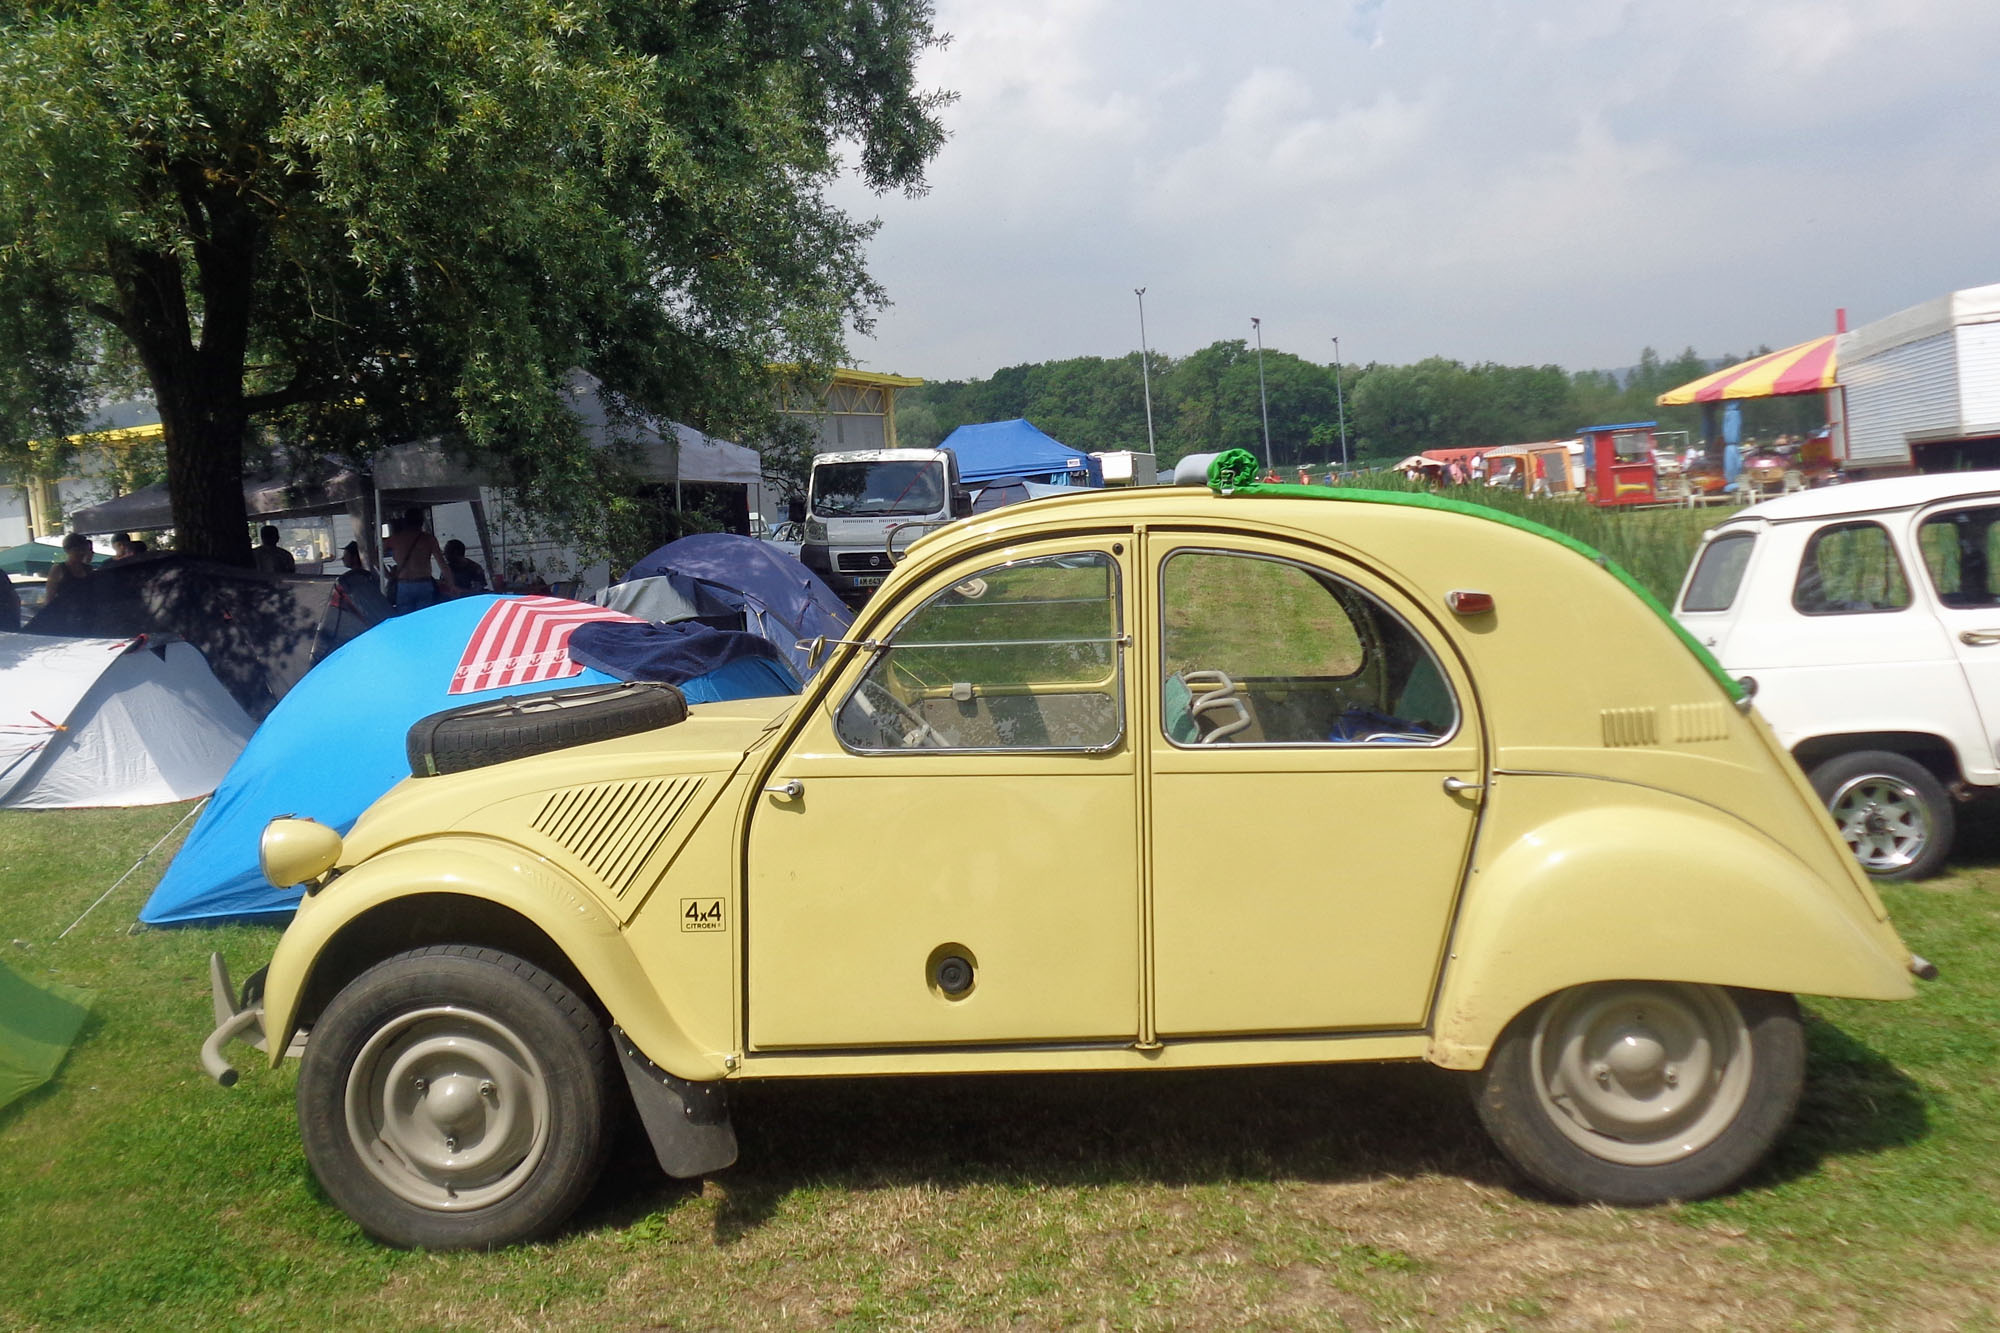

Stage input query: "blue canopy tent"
[
  {"left": 141, "top": 594, "right": 797, "bottom": 926},
  {"left": 619, "top": 533, "right": 852, "bottom": 679},
  {"left": 938, "top": 419, "right": 1098, "bottom": 487}
]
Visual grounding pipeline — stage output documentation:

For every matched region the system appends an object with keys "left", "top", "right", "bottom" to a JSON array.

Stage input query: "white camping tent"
[{"left": 0, "top": 634, "right": 257, "bottom": 809}]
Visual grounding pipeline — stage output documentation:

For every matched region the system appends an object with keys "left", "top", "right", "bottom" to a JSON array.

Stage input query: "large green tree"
[{"left": 0, "top": 0, "right": 948, "bottom": 563}]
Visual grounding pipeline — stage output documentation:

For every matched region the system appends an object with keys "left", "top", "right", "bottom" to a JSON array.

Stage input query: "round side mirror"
[{"left": 799, "top": 635, "right": 828, "bottom": 672}]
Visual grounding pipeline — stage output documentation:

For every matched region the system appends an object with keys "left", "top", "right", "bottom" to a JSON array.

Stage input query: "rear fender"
[
  {"left": 263, "top": 836, "right": 722, "bottom": 1081},
  {"left": 1428, "top": 781, "right": 1914, "bottom": 1070}
]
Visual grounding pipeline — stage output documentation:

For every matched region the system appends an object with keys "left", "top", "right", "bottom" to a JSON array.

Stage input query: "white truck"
[
  {"left": 797, "top": 448, "right": 969, "bottom": 602},
  {"left": 1836, "top": 282, "right": 2000, "bottom": 473}
]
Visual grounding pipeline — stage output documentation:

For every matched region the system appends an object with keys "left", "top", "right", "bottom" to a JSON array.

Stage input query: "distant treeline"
[{"left": 895, "top": 342, "right": 1828, "bottom": 470}]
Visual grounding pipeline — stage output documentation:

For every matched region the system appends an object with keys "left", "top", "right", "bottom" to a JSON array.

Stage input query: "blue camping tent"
[
  {"left": 621, "top": 533, "right": 852, "bottom": 678},
  {"left": 141, "top": 594, "right": 797, "bottom": 926},
  {"left": 938, "top": 419, "right": 1098, "bottom": 487}
]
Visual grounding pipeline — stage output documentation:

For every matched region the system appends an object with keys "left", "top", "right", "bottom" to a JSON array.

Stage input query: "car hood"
[{"left": 336, "top": 694, "right": 798, "bottom": 869}]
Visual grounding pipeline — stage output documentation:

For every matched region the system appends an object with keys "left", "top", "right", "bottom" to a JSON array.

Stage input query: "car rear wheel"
[
  {"left": 1809, "top": 750, "right": 1953, "bottom": 881},
  {"left": 297, "top": 946, "right": 611, "bottom": 1249},
  {"left": 1473, "top": 982, "right": 1803, "bottom": 1205}
]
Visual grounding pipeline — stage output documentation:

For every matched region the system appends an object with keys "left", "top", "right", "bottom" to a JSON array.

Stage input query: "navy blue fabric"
[
  {"left": 568, "top": 619, "right": 797, "bottom": 688},
  {"left": 938, "top": 419, "right": 1098, "bottom": 485},
  {"left": 622, "top": 533, "right": 850, "bottom": 678}
]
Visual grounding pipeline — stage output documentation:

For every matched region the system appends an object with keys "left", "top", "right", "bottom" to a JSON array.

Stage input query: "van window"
[
  {"left": 1793, "top": 522, "right": 1910, "bottom": 615},
  {"left": 1681, "top": 531, "right": 1756, "bottom": 612},
  {"left": 1919, "top": 506, "right": 2000, "bottom": 607}
]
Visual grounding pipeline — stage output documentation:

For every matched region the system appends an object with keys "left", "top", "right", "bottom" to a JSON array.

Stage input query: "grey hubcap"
[
  {"left": 344, "top": 1005, "right": 551, "bottom": 1211},
  {"left": 1529, "top": 983, "right": 1752, "bottom": 1166},
  {"left": 1827, "top": 773, "right": 1929, "bottom": 873}
]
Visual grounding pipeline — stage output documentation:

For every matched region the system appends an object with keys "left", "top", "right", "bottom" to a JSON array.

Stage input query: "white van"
[{"left": 1675, "top": 471, "right": 2000, "bottom": 878}]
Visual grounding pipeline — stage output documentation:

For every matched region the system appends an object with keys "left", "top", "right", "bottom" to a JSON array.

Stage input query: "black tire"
[
  {"left": 1808, "top": 749, "right": 1954, "bottom": 881},
  {"left": 297, "top": 946, "right": 612, "bottom": 1249},
  {"left": 1472, "top": 983, "right": 1803, "bottom": 1206},
  {"left": 406, "top": 680, "right": 687, "bottom": 777}
]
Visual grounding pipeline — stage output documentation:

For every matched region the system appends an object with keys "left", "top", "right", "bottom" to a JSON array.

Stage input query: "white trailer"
[{"left": 1837, "top": 282, "right": 2000, "bottom": 472}]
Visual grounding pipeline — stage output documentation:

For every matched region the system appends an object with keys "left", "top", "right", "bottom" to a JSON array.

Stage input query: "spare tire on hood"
[{"left": 406, "top": 681, "right": 689, "bottom": 778}]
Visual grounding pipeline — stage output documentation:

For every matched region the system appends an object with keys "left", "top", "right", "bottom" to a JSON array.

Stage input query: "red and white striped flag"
[{"left": 449, "top": 596, "right": 644, "bottom": 695}]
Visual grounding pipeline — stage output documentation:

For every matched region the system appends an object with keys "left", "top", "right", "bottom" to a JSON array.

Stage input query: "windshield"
[{"left": 812, "top": 460, "right": 946, "bottom": 518}]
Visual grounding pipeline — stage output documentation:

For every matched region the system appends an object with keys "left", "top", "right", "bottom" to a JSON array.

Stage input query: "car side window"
[
  {"left": 1681, "top": 531, "right": 1756, "bottom": 612},
  {"left": 1158, "top": 549, "right": 1456, "bottom": 746},
  {"left": 1918, "top": 506, "right": 2000, "bottom": 607},
  {"left": 1792, "top": 522, "right": 1910, "bottom": 615},
  {"left": 835, "top": 551, "right": 1124, "bottom": 752}
]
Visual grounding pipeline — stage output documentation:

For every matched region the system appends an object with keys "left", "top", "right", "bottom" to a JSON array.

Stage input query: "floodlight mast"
[
  {"left": 1135, "top": 288, "right": 1157, "bottom": 453},
  {"left": 1252, "top": 317, "right": 1273, "bottom": 472},
  {"left": 1331, "top": 335, "right": 1349, "bottom": 469}
]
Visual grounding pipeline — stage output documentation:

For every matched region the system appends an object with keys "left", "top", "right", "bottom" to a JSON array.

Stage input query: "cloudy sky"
[{"left": 827, "top": 0, "right": 2000, "bottom": 383}]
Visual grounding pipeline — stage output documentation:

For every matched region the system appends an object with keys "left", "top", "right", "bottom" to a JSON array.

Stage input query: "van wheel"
[
  {"left": 1809, "top": 750, "right": 1953, "bottom": 880},
  {"left": 1473, "top": 983, "right": 1803, "bottom": 1205},
  {"left": 297, "top": 946, "right": 611, "bottom": 1249}
]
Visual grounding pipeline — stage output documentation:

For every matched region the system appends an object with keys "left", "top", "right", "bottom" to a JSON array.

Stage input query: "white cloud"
[{"left": 833, "top": 0, "right": 2000, "bottom": 380}]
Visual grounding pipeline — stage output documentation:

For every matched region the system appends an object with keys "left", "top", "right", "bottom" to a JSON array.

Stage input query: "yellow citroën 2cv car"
[{"left": 207, "top": 450, "right": 1926, "bottom": 1249}]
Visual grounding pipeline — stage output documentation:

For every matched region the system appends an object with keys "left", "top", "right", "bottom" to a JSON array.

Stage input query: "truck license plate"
[{"left": 852, "top": 575, "right": 885, "bottom": 587}]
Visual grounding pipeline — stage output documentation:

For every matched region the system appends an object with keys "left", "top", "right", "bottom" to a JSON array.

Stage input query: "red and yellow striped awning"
[{"left": 1655, "top": 335, "right": 1838, "bottom": 405}]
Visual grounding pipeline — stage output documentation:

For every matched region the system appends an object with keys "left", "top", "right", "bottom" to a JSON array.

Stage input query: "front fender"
[
  {"left": 263, "top": 836, "right": 724, "bottom": 1082},
  {"left": 1428, "top": 776, "right": 1915, "bottom": 1070}
]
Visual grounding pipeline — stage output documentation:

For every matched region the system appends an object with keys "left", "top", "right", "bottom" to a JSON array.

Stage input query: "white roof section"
[
  {"left": 1720, "top": 471, "right": 2000, "bottom": 524},
  {"left": 1842, "top": 283, "right": 2000, "bottom": 364},
  {"left": 810, "top": 448, "right": 946, "bottom": 465}
]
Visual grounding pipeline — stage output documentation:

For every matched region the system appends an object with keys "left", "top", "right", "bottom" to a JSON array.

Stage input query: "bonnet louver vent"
[{"left": 531, "top": 777, "right": 705, "bottom": 897}]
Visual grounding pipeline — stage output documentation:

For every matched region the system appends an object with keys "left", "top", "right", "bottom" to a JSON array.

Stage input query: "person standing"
[
  {"left": 253, "top": 525, "right": 296, "bottom": 574},
  {"left": 383, "top": 511, "right": 456, "bottom": 614}
]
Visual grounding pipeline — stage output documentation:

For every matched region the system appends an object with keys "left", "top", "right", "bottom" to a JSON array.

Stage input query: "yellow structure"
[
  {"left": 212, "top": 482, "right": 1922, "bottom": 1248},
  {"left": 775, "top": 366, "right": 924, "bottom": 452}
]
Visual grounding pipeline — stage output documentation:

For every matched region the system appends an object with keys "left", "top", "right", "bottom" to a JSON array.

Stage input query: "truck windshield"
[{"left": 813, "top": 461, "right": 945, "bottom": 518}]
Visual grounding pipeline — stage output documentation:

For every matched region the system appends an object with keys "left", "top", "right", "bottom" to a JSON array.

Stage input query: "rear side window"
[
  {"left": 1918, "top": 505, "right": 2000, "bottom": 607},
  {"left": 1681, "top": 531, "right": 1756, "bottom": 612},
  {"left": 1793, "top": 522, "right": 1909, "bottom": 615}
]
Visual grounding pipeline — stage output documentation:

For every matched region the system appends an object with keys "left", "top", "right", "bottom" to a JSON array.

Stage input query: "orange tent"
[{"left": 1655, "top": 336, "right": 1837, "bottom": 405}]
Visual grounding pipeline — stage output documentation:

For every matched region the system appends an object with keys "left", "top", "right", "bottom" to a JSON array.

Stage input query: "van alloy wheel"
[
  {"left": 1808, "top": 750, "right": 1954, "bottom": 881},
  {"left": 1826, "top": 773, "right": 1929, "bottom": 875}
]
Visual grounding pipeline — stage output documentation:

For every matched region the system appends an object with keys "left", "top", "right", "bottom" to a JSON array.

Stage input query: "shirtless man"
[{"left": 382, "top": 510, "right": 456, "bottom": 614}]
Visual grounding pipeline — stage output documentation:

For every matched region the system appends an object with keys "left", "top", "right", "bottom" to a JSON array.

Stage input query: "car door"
[
  {"left": 1144, "top": 535, "right": 1484, "bottom": 1037},
  {"left": 1916, "top": 501, "right": 2000, "bottom": 777},
  {"left": 746, "top": 538, "right": 1142, "bottom": 1049}
]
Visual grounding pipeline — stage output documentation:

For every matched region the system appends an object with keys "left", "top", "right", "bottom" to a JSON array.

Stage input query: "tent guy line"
[{"left": 57, "top": 798, "right": 207, "bottom": 941}]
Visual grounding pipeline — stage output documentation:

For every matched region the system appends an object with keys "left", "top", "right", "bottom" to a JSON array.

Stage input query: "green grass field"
[{"left": 6, "top": 800, "right": 2000, "bottom": 1330}]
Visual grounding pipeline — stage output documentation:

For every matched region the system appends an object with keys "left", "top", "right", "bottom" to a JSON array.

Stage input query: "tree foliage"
[
  {"left": 0, "top": 0, "right": 949, "bottom": 562},
  {"left": 899, "top": 340, "right": 1832, "bottom": 470}
]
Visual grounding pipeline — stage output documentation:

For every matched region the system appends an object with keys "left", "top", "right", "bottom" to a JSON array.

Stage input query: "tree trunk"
[
  {"left": 158, "top": 378, "right": 252, "bottom": 567},
  {"left": 109, "top": 187, "right": 262, "bottom": 567}
]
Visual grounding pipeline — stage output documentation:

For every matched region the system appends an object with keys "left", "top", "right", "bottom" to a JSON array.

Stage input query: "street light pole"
[
  {"left": 1251, "top": 316, "right": 1272, "bottom": 473},
  {"left": 1134, "top": 287, "right": 1156, "bottom": 454},
  {"left": 1331, "top": 335, "right": 1349, "bottom": 470}
]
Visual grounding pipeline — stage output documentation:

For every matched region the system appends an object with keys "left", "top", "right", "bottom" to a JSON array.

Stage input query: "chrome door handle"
[
  {"left": 1960, "top": 629, "right": 2000, "bottom": 646},
  {"left": 762, "top": 779, "right": 803, "bottom": 801},
  {"left": 1442, "top": 776, "right": 1485, "bottom": 795}
]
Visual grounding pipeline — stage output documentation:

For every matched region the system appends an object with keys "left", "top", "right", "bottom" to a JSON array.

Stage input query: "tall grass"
[{"left": 1365, "top": 478, "right": 1736, "bottom": 604}]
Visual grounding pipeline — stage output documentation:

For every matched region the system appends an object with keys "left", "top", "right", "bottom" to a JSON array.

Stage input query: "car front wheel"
[
  {"left": 1809, "top": 749, "right": 1954, "bottom": 881},
  {"left": 1473, "top": 982, "right": 1803, "bottom": 1205},
  {"left": 297, "top": 945, "right": 611, "bottom": 1249}
]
